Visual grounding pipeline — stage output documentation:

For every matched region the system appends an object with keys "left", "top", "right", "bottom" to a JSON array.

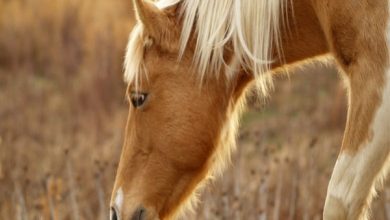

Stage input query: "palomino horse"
[{"left": 111, "top": 0, "right": 390, "bottom": 219}]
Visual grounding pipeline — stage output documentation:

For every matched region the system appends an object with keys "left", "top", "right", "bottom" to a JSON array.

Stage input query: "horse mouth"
[{"left": 131, "top": 207, "right": 146, "bottom": 220}]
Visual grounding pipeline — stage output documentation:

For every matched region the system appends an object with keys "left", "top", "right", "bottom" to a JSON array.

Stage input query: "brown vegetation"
[
  {"left": 1, "top": 1, "right": 390, "bottom": 219},
  {"left": 0, "top": 0, "right": 132, "bottom": 219}
]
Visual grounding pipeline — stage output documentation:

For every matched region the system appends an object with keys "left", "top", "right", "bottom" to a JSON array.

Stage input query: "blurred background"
[{"left": 0, "top": 0, "right": 389, "bottom": 219}]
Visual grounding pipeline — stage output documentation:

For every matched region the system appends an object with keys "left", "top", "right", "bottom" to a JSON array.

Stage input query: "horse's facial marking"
[{"left": 111, "top": 187, "right": 123, "bottom": 219}]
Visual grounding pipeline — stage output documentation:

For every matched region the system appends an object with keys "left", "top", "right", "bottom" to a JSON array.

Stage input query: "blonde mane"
[
  {"left": 125, "top": 0, "right": 285, "bottom": 95},
  {"left": 179, "top": 0, "right": 285, "bottom": 94}
]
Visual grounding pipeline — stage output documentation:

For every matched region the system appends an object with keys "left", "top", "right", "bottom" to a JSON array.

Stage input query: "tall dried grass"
[{"left": 0, "top": 0, "right": 133, "bottom": 219}]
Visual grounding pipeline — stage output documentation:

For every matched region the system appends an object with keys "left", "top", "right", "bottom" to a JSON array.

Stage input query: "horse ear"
[{"left": 133, "top": 0, "right": 181, "bottom": 48}]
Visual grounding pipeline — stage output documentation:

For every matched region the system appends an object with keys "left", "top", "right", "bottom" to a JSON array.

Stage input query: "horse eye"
[{"left": 130, "top": 92, "right": 148, "bottom": 108}]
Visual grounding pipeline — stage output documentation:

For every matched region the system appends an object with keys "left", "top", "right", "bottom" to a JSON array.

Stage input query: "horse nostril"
[
  {"left": 131, "top": 207, "right": 146, "bottom": 220},
  {"left": 111, "top": 207, "right": 118, "bottom": 220}
]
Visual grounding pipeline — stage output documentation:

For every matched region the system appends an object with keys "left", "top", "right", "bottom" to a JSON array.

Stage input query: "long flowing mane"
[
  {"left": 125, "top": 0, "right": 285, "bottom": 95},
  {"left": 179, "top": 0, "right": 285, "bottom": 94}
]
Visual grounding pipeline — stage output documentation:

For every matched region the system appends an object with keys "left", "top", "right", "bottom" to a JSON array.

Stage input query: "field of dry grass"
[{"left": 1, "top": 1, "right": 390, "bottom": 220}]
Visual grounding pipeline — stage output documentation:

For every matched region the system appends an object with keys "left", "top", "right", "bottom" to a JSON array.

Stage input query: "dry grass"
[
  {"left": 1, "top": 1, "right": 390, "bottom": 220},
  {"left": 0, "top": 0, "right": 132, "bottom": 219}
]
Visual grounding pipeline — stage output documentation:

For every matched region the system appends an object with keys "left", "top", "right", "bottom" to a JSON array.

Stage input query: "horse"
[{"left": 110, "top": 0, "right": 390, "bottom": 219}]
